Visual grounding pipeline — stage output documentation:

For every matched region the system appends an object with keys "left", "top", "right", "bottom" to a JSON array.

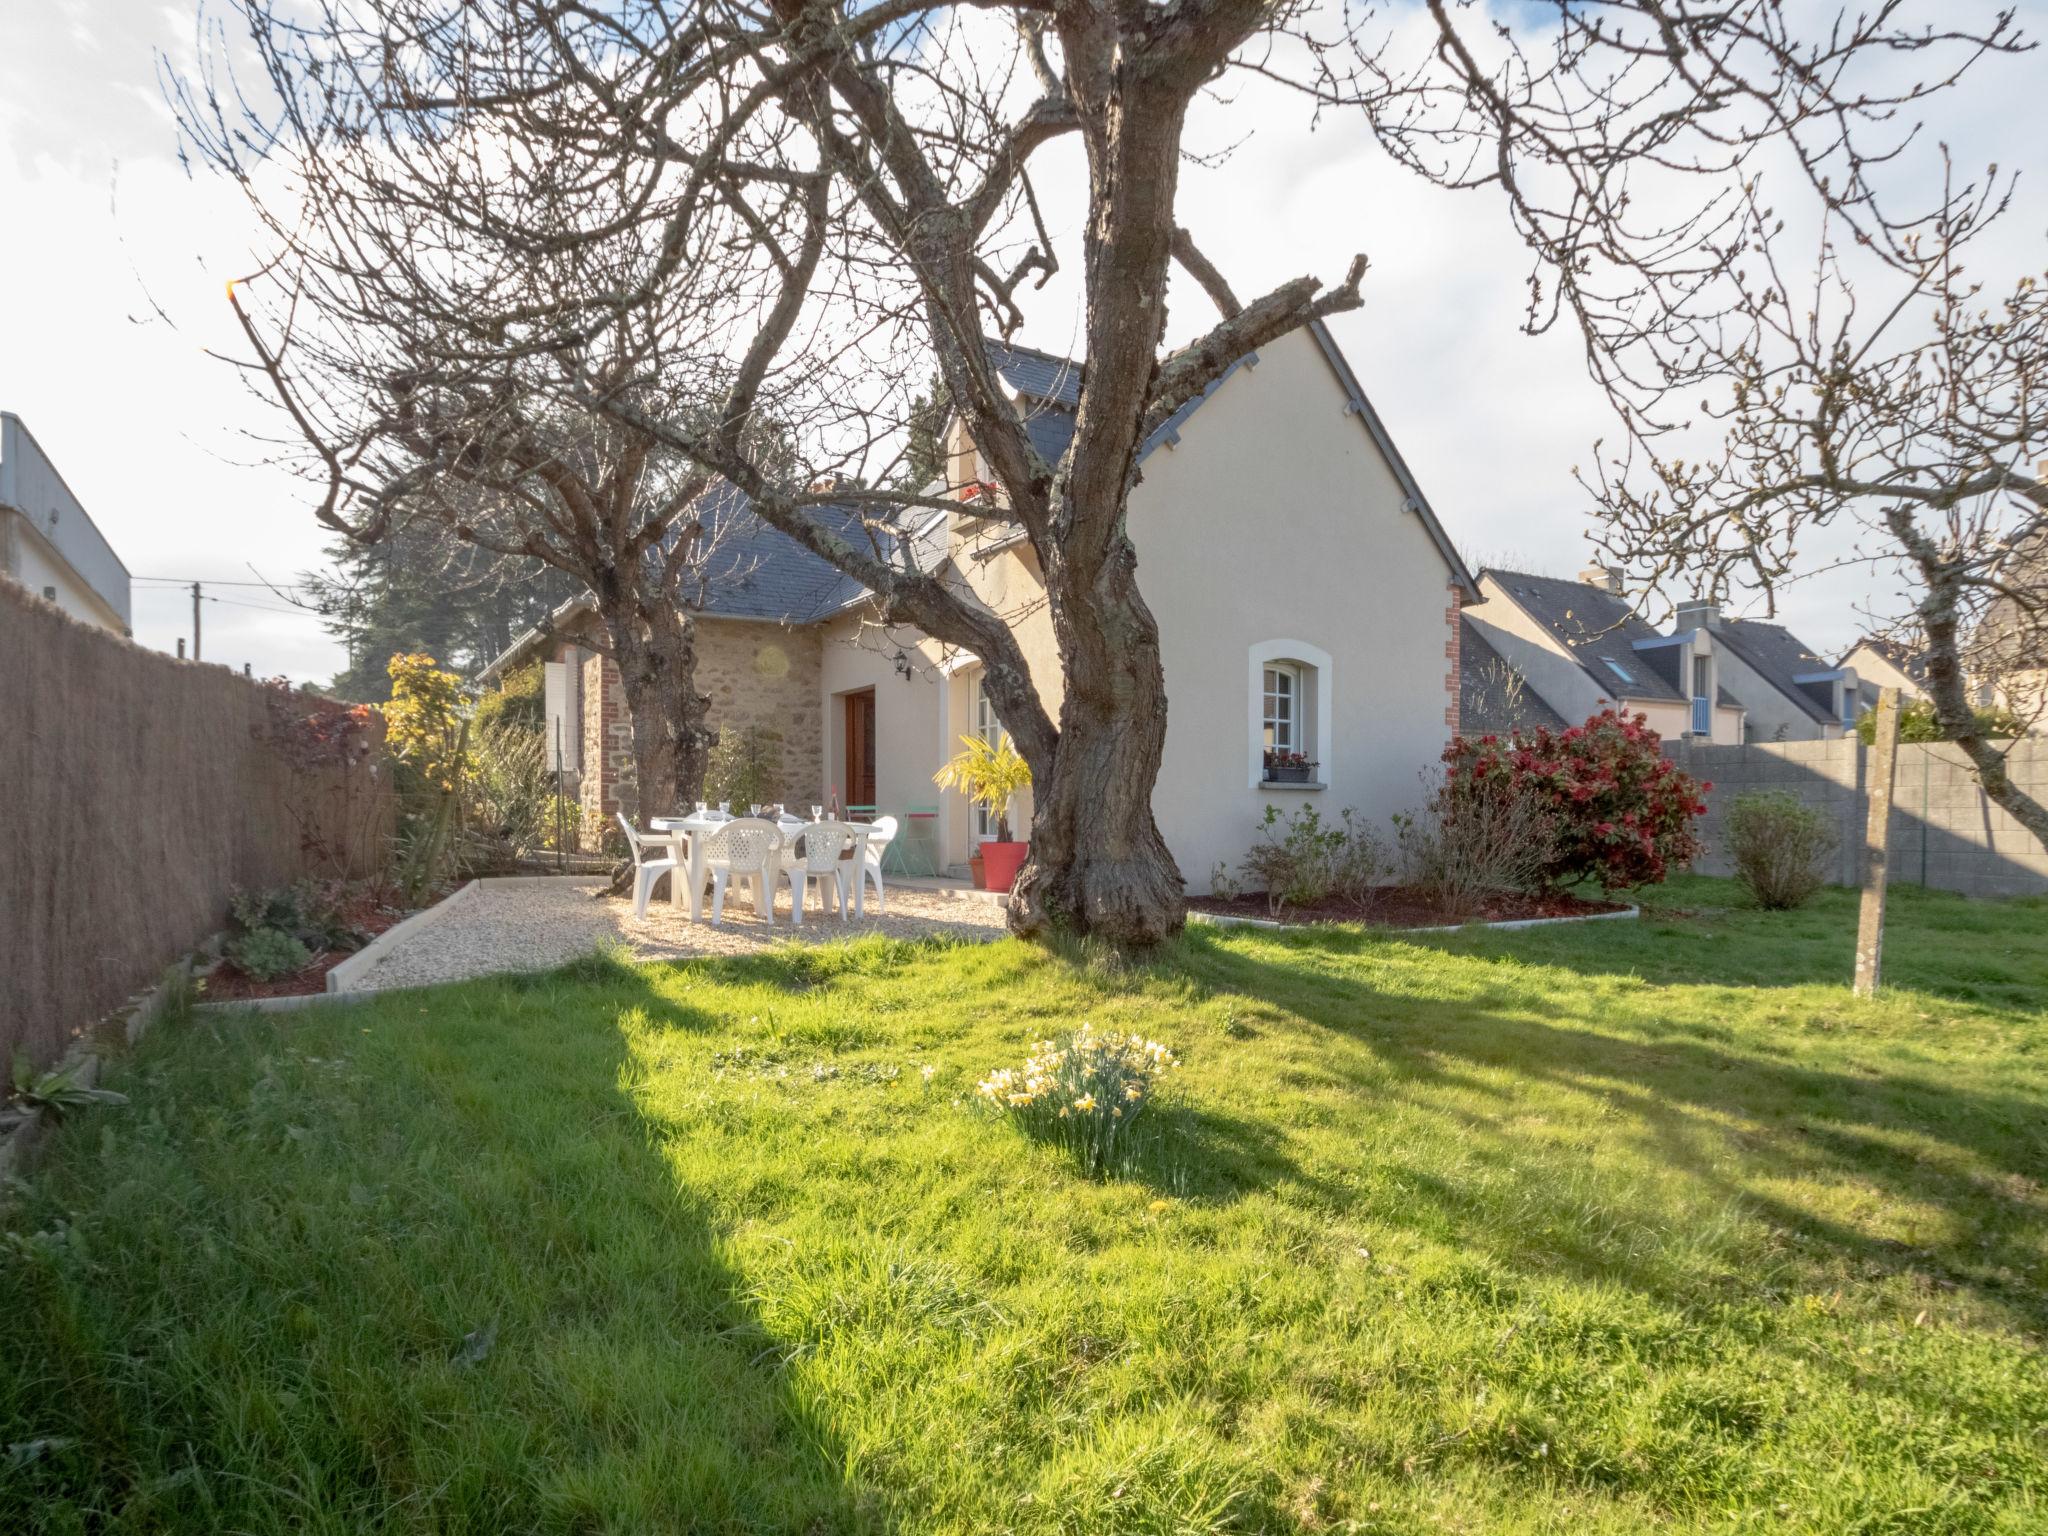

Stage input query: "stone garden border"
[
  {"left": 325, "top": 879, "right": 482, "bottom": 993},
  {"left": 1190, "top": 904, "right": 1641, "bottom": 935},
  {"left": 2, "top": 882, "right": 486, "bottom": 1187}
]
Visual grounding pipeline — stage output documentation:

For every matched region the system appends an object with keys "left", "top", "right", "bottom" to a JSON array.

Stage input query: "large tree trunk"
[
  {"left": 1000, "top": 51, "right": 1200, "bottom": 945},
  {"left": 1009, "top": 553, "right": 1184, "bottom": 944},
  {"left": 1912, "top": 539, "right": 2048, "bottom": 851}
]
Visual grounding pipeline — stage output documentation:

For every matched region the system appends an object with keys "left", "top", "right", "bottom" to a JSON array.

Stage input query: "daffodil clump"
[{"left": 976, "top": 1022, "right": 1176, "bottom": 1176}]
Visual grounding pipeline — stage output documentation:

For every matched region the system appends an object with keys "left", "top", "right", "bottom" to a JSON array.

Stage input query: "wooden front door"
[{"left": 842, "top": 688, "right": 877, "bottom": 810}]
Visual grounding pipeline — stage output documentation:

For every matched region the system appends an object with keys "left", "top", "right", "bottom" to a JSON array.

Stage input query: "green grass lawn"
[{"left": 4, "top": 875, "right": 2045, "bottom": 1533}]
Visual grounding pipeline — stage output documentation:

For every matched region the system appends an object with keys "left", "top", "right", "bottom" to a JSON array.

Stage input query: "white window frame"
[
  {"left": 971, "top": 671, "right": 1008, "bottom": 840},
  {"left": 1247, "top": 639, "right": 1334, "bottom": 788},
  {"left": 1262, "top": 662, "right": 1302, "bottom": 755}
]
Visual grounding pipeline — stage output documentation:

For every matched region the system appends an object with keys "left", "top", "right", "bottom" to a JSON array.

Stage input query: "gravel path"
[{"left": 344, "top": 876, "right": 1008, "bottom": 992}]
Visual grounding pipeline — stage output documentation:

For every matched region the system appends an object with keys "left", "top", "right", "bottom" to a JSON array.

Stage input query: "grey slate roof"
[
  {"left": 687, "top": 482, "right": 878, "bottom": 624},
  {"left": 1712, "top": 619, "right": 1839, "bottom": 724},
  {"left": 983, "top": 334, "right": 1245, "bottom": 465},
  {"left": 986, "top": 337, "right": 1082, "bottom": 407},
  {"left": 1482, "top": 569, "right": 1687, "bottom": 702},
  {"left": 1459, "top": 617, "right": 1569, "bottom": 736}
]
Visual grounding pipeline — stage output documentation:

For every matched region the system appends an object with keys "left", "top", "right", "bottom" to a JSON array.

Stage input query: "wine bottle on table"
[{"left": 828, "top": 784, "right": 841, "bottom": 820}]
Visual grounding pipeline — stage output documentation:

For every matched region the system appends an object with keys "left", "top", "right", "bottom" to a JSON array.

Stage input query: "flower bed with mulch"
[
  {"left": 1190, "top": 885, "right": 1628, "bottom": 929},
  {"left": 202, "top": 886, "right": 438, "bottom": 1001}
]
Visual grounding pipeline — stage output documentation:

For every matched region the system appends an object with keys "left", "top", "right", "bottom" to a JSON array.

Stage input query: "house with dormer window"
[{"left": 1461, "top": 567, "right": 1860, "bottom": 744}]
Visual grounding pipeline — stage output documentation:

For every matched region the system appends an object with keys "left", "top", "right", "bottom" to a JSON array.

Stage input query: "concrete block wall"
[{"left": 1665, "top": 737, "right": 2048, "bottom": 899}]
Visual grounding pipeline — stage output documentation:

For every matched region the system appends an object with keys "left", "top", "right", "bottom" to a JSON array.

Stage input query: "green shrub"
[
  {"left": 1393, "top": 768, "right": 1562, "bottom": 917},
  {"left": 227, "top": 927, "right": 313, "bottom": 981},
  {"left": 976, "top": 1023, "right": 1177, "bottom": 1177},
  {"left": 706, "top": 725, "right": 784, "bottom": 809},
  {"left": 1236, "top": 804, "right": 1389, "bottom": 916},
  {"left": 474, "top": 663, "right": 546, "bottom": 736},
  {"left": 1241, "top": 804, "right": 1343, "bottom": 915},
  {"left": 1855, "top": 697, "right": 2024, "bottom": 744},
  {"left": 1726, "top": 791, "right": 1837, "bottom": 909},
  {"left": 229, "top": 881, "right": 368, "bottom": 953},
  {"left": 465, "top": 721, "right": 563, "bottom": 862}
]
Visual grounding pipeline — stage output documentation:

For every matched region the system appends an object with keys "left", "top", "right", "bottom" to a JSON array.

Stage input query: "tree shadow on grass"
[
  {"left": 1173, "top": 926, "right": 2048, "bottom": 1334},
  {"left": 0, "top": 953, "right": 878, "bottom": 1534},
  {"left": 1455, "top": 879, "right": 2048, "bottom": 1005}
]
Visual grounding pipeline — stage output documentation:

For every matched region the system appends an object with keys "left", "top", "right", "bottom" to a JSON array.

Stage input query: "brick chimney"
[
  {"left": 1674, "top": 597, "right": 1722, "bottom": 632},
  {"left": 1577, "top": 563, "right": 1624, "bottom": 594}
]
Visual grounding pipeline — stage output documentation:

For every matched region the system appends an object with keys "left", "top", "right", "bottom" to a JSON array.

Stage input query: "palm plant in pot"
[{"left": 933, "top": 733, "right": 1033, "bottom": 891}]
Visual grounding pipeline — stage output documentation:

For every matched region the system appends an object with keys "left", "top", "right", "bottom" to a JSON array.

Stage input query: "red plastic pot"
[{"left": 979, "top": 841, "right": 1029, "bottom": 893}]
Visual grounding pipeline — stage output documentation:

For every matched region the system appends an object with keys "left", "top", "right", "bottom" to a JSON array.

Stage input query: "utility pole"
[
  {"left": 191, "top": 581, "right": 202, "bottom": 662},
  {"left": 1853, "top": 687, "right": 1902, "bottom": 997}
]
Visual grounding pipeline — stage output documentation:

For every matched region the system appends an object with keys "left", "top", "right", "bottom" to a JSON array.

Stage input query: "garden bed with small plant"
[
  {"left": 1191, "top": 883, "right": 1628, "bottom": 928},
  {"left": 1213, "top": 709, "right": 1709, "bottom": 927},
  {"left": 201, "top": 879, "right": 449, "bottom": 1002}
]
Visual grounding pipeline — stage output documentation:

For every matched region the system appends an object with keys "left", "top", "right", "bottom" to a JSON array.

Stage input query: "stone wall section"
[
  {"left": 695, "top": 617, "right": 824, "bottom": 807},
  {"left": 569, "top": 615, "right": 825, "bottom": 844}
]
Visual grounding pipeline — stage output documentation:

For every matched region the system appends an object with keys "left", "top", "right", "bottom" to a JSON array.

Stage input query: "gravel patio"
[{"left": 341, "top": 875, "right": 1009, "bottom": 992}]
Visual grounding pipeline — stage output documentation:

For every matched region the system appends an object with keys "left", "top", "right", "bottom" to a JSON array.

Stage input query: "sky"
[{"left": 2, "top": 0, "right": 2043, "bottom": 684}]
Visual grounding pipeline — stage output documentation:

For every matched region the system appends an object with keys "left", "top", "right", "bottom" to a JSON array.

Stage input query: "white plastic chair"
[
  {"left": 615, "top": 813, "right": 681, "bottom": 921},
  {"left": 702, "top": 818, "right": 784, "bottom": 925},
  {"left": 852, "top": 815, "right": 898, "bottom": 912},
  {"left": 783, "top": 820, "right": 858, "bottom": 926}
]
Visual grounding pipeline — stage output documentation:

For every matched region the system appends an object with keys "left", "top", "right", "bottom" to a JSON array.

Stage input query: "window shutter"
[{"left": 543, "top": 661, "right": 577, "bottom": 773}]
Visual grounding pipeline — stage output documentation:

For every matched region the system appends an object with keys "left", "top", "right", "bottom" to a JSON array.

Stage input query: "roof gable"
[
  {"left": 979, "top": 324, "right": 1479, "bottom": 598},
  {"left": 1482, "top": 569, "right": 1686, "bottom": 702},
  {"left": 1712, "top": 619, "right": 1838, "bottom": 723}
]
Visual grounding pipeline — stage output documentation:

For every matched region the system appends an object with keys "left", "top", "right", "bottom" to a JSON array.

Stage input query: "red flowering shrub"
[{"left": 1442, "top": 709, "right": 1710, "bottom": 890}]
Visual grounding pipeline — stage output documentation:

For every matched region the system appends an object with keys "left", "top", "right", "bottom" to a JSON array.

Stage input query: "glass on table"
[{"left": 810, "top": 804, "right": 823, "bottom": 822}]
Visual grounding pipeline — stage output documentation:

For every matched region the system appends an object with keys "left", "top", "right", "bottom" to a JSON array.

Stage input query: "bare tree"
[
  {"left": 1586, "top": 182, "right": 2048, "bottom": 849},
  {"left": 174, "top": 0, "right": 2021, "bottom": 944}
]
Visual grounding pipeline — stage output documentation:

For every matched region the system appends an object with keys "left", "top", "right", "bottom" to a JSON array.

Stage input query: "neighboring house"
[
  {"left": 1687, "top": 601, "right": 1860, "bottom": 740},
  {"left": 1461, "top": 567, "right": 1867, "bottom": 743},
  {"left": 1841, "top": 635, "right": 1930, "bottom": 707},
  {"left": 0, "top": 413, "right": 130, "bottom": 635},
  {"left": 1458, "top": 616, "right": 1566, "bottom": 736},
  {"left": 1968, "top": 545, "right": 2047, "bottom": 730},
  {"left": 1460, "top": 567, "right": 1747, "bottom": 744},
  {"left": 478, "top": 322, "right": 1479, "bottom": 889}
]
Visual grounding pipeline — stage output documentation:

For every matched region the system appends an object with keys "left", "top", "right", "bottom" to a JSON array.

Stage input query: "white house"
[
  {"left": 0, "top": 413, "right": 131, "bottom": 635},
  {"left": 479, "top": 323, "right": 1479, "bottom": 891}
]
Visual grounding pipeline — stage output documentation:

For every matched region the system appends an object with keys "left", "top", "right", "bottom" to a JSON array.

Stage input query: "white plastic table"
[{"left": 650, "top": 814, "right": 872, "bottom": 922}]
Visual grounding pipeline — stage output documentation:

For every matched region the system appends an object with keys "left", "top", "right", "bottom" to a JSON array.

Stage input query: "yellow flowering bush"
[
  {"left": 383, "top": 653, "right": 466, "bottom": 794},
  {"left": 976, "top": 1022, "right": 1177, "bottom": 1176}
]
